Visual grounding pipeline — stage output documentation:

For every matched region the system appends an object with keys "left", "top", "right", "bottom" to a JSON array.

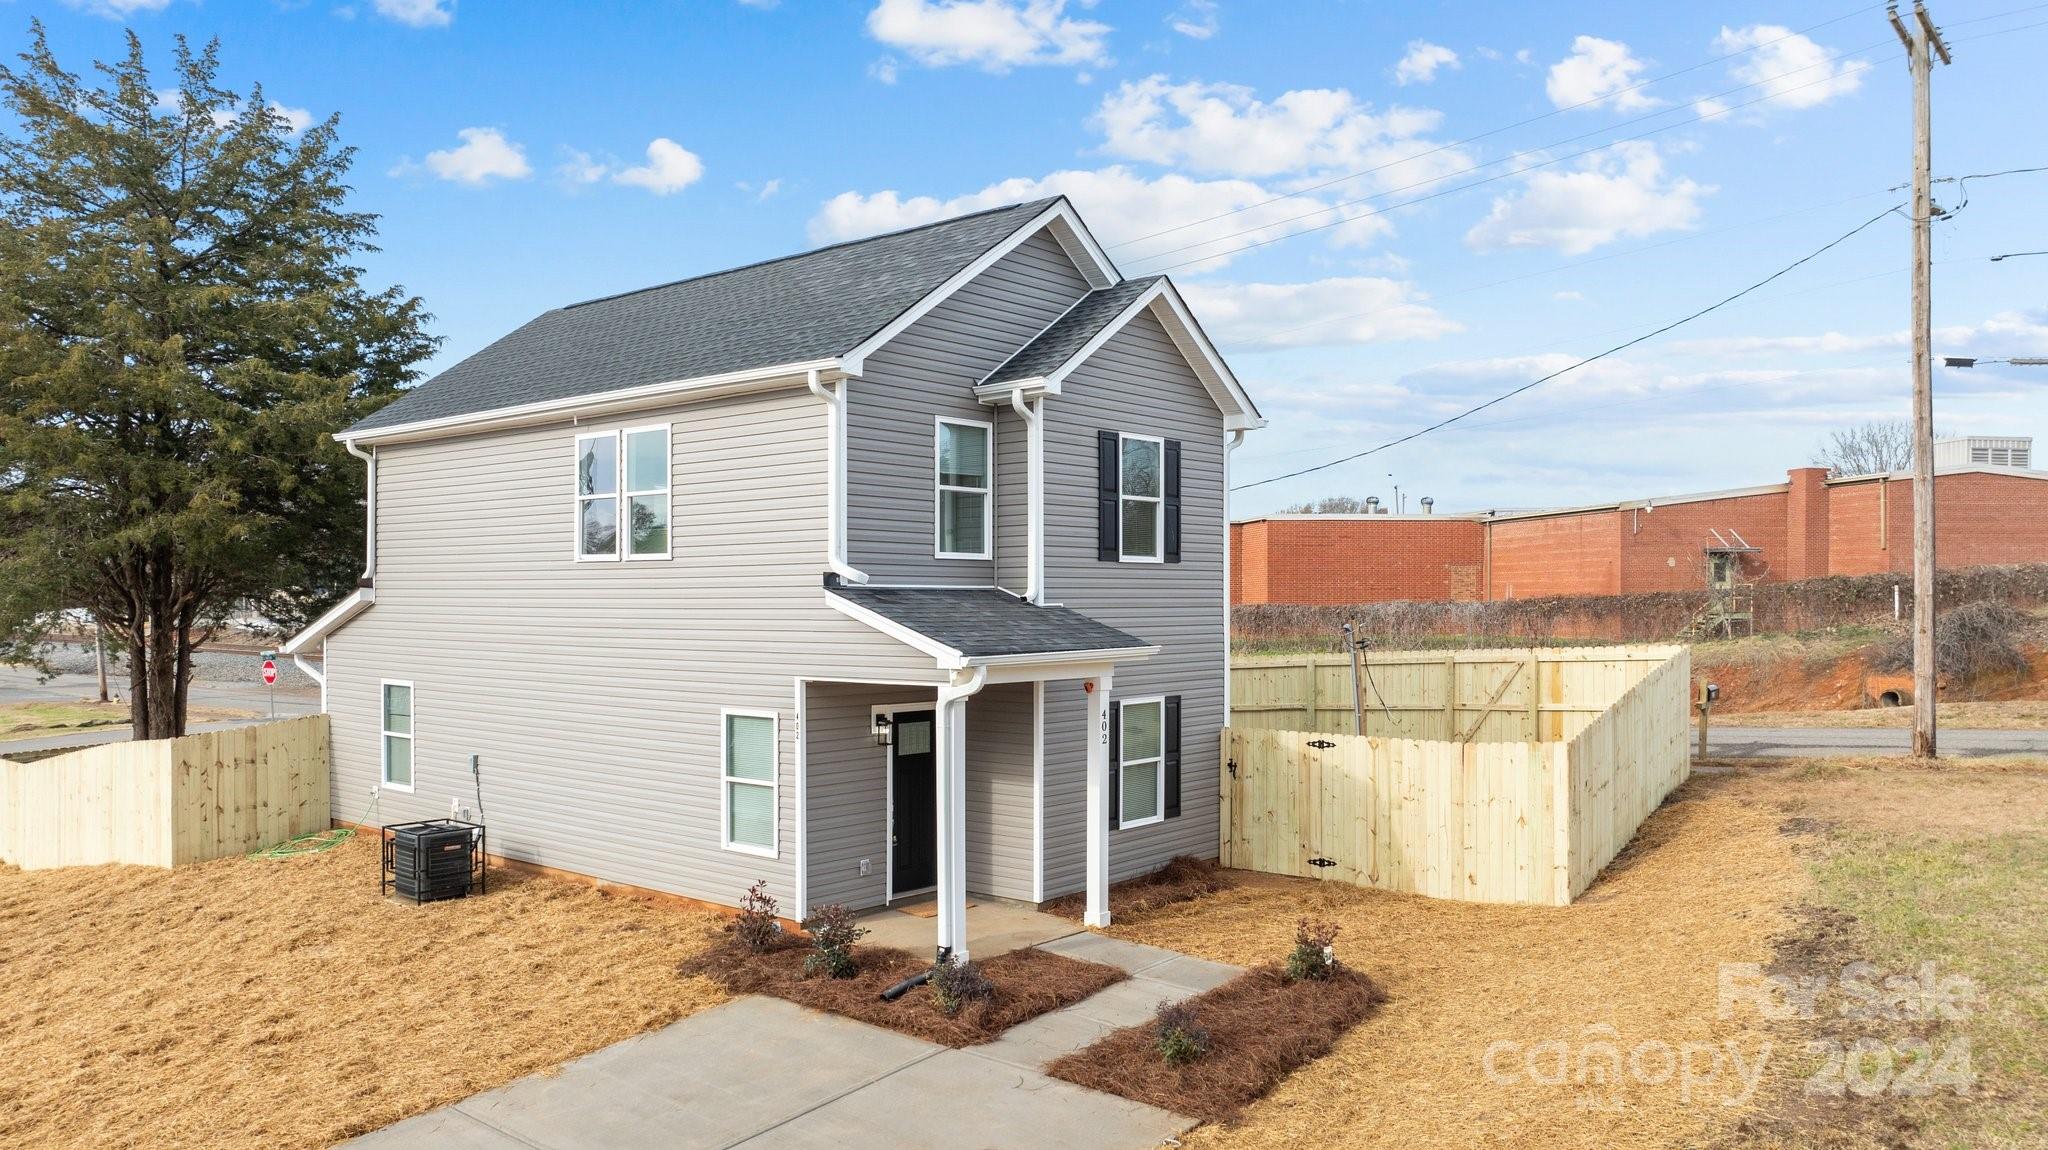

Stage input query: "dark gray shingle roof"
[
  {"left": 830, "top": 586, "right": 1151, "bottom": 658},
  {"left": 350, "top": 198, "right": 1062, "bottom": 434},
  {"left": 984, "top": 276, "right": 1161, "bottom": 385}
]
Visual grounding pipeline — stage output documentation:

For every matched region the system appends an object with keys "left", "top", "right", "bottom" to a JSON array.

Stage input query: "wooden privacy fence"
[
  {"left": 0, "top": 715, "right": 330, "bottom": 871},
  {"left": 1219, "top": 647, "right": 1691, "bottom": 906},
  {"left": 1231, "top": 644, "right": 1676, "bottom": 742}
]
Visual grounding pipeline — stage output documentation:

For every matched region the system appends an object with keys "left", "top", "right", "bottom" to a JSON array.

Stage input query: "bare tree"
[
  {"left": 1281, "top": 495, "right": 1376, "bottom": 514},
  {"left": 1812, "top": 420, "right": 1929, "bottom": 477}
]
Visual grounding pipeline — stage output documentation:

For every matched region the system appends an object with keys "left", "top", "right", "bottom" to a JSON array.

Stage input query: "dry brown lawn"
[
  {"left": 0, "top": 836, "right": 730, "bottom": 1150},
  {"left": 1099, "top": 759, "right": 2048, "bottom": 1149},
  {"left": 0, "top": 699, "right": 254, "bottom": 739}
]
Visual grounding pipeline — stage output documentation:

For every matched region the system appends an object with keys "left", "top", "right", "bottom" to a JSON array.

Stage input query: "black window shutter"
[
  {"left": 1164, "top": 440, "right": 1183, "bottom": 563},
  {"left": 1164, "top": 695, "right": 1182, "bottom": 819},
  {"left": 1097, "top": 431, "right": 1120, "bottom": 561},
  {"left": 1108, "top": 699, "right": 1121, "bottom": 829}
]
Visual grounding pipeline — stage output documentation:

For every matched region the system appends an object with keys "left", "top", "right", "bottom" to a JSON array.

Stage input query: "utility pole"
[{"left": 1890, "top": 1, "right": 1949, "bottom": 758}]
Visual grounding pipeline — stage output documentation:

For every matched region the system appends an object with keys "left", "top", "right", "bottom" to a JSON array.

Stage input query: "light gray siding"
[
  {"left": 994, "top": 402, "right": 1030, "bottom": 595},
  {"left": 324, "top": 385, "right": 943, "bottom": 916},
  {"left": 803, "top": 681, "right": 1039, "bottom": 911},
  {"left": 847, "top": 230, "right": 1091, "bottom": 585},
  {"left": 1037, "top": 310, "right": 1229, "bottom": 896}
]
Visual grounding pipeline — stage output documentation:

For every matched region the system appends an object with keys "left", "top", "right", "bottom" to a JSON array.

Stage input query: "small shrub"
[
  {"left": 1869, "top": 600, "right": 2032, "bottom": 684},
  {"left": 802, "top": 903, "right": 867, "bottom": 979},
  {"left": 1154, "top": 1000, "right": 1210, "bottom": 1066},
  {"left": 1285, "top": 918, "right": 1341, "bottom": 982},
  {"left": 733, "top": 879, "right": 781, "bottom": 953},
  {"left": 928, "top": 958, "right": 994, "bottom": 1015}
]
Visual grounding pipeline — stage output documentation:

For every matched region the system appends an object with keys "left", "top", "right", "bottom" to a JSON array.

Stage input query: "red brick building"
[{"left": 1232, "top": 458, "right": 2048, "bottom": 606}]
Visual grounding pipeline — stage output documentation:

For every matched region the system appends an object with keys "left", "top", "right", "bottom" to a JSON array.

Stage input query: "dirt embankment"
[{"left": 1692, "top": 640, "right": 2048, "bottom": 715}]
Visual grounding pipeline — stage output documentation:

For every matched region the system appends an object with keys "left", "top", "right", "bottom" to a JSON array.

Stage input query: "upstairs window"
[
  {"left": 935, "top": 417, "right": 992, "bottom": 560},
  {"left": 1119, "top": 434, "right": 1164, "bottom": 562},
  {"left": 577, "top": 426, "right": 671, "bottom": 561}
]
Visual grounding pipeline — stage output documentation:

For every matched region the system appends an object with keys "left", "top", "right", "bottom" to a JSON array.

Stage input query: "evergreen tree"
[{"left": 0, "top": 25, "right": 435, "bottom": 737}]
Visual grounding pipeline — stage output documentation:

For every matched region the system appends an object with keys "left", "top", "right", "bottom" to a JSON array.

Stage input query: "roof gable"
[{"left": 348, "top": 198, "right": 1064, "bottom": 436}]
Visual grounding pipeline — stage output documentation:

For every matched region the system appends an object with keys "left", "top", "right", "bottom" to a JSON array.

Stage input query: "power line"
[
  {"left": 1127, "top": 1, "right": 2048, "bottom": 275},
  {"left": 1105, "top": 2, "right": 1889, "bottom": 252},
  {"left": 1231, "top": 203, "right": 1905, "bottom": 492}
]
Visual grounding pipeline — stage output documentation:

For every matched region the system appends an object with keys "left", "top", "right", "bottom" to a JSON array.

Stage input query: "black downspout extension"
[{"left": 878, "top": 945, "right": 951, "bottom": 1001}]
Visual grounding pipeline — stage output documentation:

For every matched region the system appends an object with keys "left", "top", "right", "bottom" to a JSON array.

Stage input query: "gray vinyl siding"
[
  {"left": 324, "top": 385, "right": 944, "bottom": 916},
  {"left": 1037, "top": 310, "right": 1229, "bottom": 896},
  {"left": 803, "top": 681, "right": 1038, "bottom": 911},
  {"left": 994, "top": 402, "right": 1030, "bottom": 595},
  {"left": 964, "top": 682, "right": 1036, "bottom": 901},
  {"left": 847, "top": 230, "right": 1091, "bottom": 585}
]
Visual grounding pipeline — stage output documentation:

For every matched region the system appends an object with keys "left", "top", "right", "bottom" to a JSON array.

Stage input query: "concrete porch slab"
[
  {"left": 856, "top": 901, "right": 1079, "bottom": 960},
  {"left": 731, "top": 1047, "right": 1192, "bottom": 1149}
]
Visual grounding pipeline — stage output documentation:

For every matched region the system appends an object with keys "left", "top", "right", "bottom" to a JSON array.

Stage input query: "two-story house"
[{"left": 284, "top": 198, "right": 1262, "bottom": 961}]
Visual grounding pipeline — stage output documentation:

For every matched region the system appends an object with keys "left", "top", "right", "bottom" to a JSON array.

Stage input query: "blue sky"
[{"left": 21, "top": 0, "right": 2048, "bottom": 516}]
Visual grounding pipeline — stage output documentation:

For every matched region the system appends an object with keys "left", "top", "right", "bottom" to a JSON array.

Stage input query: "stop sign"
[{"left": 262, "top": 659, "right": 278, "bottom": 686}]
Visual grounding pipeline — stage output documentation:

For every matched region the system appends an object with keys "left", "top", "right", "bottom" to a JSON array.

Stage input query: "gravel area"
[{"left": 31, "top": 640, "right": 323, "bottom": 691}]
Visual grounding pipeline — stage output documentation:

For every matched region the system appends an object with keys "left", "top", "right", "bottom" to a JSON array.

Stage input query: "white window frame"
[
  {"left": 574, "top": 431, "right": 622, "bottom": 563},
  {"left": 620, "top": 422, "right": 674, "bottom": 562},
  {"left": 720, "top": 707, "right": 780, "bottom": 859},
  {"left": 380, "top": 679, "right": 416, "bottom": 794},
  {"left": 1117, "top": 694, "right": 1165, "bottom": 828},
  {"left": 933, "top": 416, "right": 994, "bottom": 561},
  {"left": 1118, "top": 432, "right": 1165, "bottom": 564}
]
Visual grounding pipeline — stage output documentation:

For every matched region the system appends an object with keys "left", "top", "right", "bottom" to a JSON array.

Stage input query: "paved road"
[
  {"left": 0, "top": 664, "right": 320, "bottom": 757},
  {"left": 349, "top": 934, "right": 1237, "bottom": 1150},
  {"left": 1703, "top": 725, "right": 2048, "bottom": 758}
]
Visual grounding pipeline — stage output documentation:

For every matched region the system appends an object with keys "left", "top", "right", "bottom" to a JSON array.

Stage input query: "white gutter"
[
  {"left": 1009, "top": 388, "right": 1045, "bottom": 604},
  {"left": 806, "top": 368, "right": 870, "bottom": 586}
]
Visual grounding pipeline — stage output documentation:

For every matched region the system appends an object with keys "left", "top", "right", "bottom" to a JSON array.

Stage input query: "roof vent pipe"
[
  {"left": 1420, "top": 497, "right": 1434, "bottom": 514},
  {"left": 1365, "top": 496, "right": 1379, "bottom": 513}
]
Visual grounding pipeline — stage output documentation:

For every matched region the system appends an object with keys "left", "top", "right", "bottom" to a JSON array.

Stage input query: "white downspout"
[
  {"left": 1009, "top": 389, "right": 1044, "bottom": 604},
  {"left": 1222, "top": 429, "right": 1245, "bottom": 728},
  {"left": 934, "top": 664, "right": 987, "bottom": 962},
  {"left": 807, "top": 369, "right": 870, "bottom": 585},
  {"left": 345, "top": 439, "right": 377, "bottom": 586}
]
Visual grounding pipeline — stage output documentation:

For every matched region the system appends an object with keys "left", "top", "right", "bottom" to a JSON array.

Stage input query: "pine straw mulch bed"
[
  {"left": 0, "top": 835, "right": 732, "bottom": 1150},
  {"left": 1041, "top": 854, "right": 1237, "bottom": 920},
  {"left": 1093, "top": 772, "right": 1814, "bottom": 1149},
  {"left": 678, "top": 935, "right": 1125, "bottom": 1046},
  {"left": 1047, "top": 964, "right": 1387, "bottom": 1123}
]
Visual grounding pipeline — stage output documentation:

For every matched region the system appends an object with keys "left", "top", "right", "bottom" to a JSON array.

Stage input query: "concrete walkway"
[{"left": 350, "top": 935, "right": 1241, "bottom": 1150}]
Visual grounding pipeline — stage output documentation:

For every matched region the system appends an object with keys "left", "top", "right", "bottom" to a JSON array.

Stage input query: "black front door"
[{"left": 890, "top": 710, "right": 937, "bottom": 896}]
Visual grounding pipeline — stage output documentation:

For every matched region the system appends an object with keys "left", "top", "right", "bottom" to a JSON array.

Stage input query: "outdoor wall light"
[{"left": 873, "top": 713, "right": 893, "bottom": 747}]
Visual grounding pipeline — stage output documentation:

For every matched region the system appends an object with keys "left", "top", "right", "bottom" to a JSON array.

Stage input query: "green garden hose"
[{"left": 248, "top": 791, "right": 381, "bottom": 860}]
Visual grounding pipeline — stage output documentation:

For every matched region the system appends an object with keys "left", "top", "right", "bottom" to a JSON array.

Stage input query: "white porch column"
[
  {"left": 1084, "top": 670, "right": 1114, "bottom": 928},
  {"left": 935, "top": 668, "right": 985, "bottom": 962}
]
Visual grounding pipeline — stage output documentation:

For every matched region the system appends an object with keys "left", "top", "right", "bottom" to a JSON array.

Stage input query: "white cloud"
[
  {"left": 1674, "top": 311, "right": 2048, "bottom": 359},
  {"left": 1394, "top": 41, "right": 1459, "bottom": 86},
  {"left": 64, "top": 0, "right": 173, "bottom": 17},
  {"left": 1693, "top": 96, "right": 1732, "bottom": 121},
  {"left": 869, "top": 56, "right": 901, "bottom": 84},
  {"left": 1178, "top": 277, "right": 1461, "bottom": 350},
  {"left": 1466, "top": 141, "right": 1708, "bottom": 255},
  {"left": 373, "top": 0, "right": 453, "bottom": 27},
  {"left": 612, "top": 138, "right": 705, "bottom": 195},
  {"left": 268, "top": 103, "right": 315, "bottom": 134},
  {"left": 1715, "top": 25, "right": 1863, "bottom": 110},
  {"left": 416, "top": 128, "right": 531, "bottom": 185},
  {"left": 558, "top": 149, "right": 609, "bottom": 185},
  {"left": 808, "top": 166, "right": 1401, "bottom": 264},
  {"left": 755, "top": 177, "right": 783, "bottom": 200},
  {"left": 1169, "top": 0, "right": 1218, "bottom": 40},
  {"left": 865, "top": 0, "right": 1110, "bottom": 72},
  {"left": 1553, "top": 290, "right": 1583, "bottom": 301},
  {"left": 154, "top": 89, "right": 314, "bottom": 134},
  {"left": 1546, "top": 35, "right": 1659, "bottom": 111},
  {"left": 1093, "top": 75, "right": 1464, "bottom": 184}
]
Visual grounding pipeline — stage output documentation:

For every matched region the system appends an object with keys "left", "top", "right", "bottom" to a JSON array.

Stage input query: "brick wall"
[
  {"left": 1487, "top": 511, "right": 1621, "bottom": 599},
  {"left": 1229, "top": 516, "right": 1485, "bottom": 605},
  {"left": 1231, "top": 470, "right": 2048, "bottom": 606}
]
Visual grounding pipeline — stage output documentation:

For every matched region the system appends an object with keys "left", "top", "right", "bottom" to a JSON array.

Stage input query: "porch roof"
[{"left": 825, "top": 585, "right": 1156, "bottom": 665}]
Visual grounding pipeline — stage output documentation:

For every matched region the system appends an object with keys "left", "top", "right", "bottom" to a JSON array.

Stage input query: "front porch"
[{"left": 855, "top": 898, "right": 1078, "bottom": 959}]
